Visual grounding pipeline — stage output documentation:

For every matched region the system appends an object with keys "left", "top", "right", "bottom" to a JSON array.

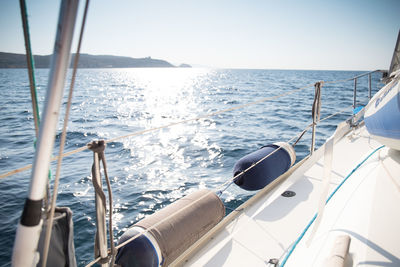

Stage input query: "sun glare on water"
[{"left": 110, "top": 68, "right": 223, "bottom": 190}]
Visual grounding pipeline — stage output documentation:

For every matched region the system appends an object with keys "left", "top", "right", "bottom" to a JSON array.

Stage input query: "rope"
[
  {"left": 217, "top": 180, "right": 234, "bottom": 196},
  {"left": 85, "top": 121, "right": 313, "bottom": 267},
  {"left": 310, "top": 81, "right": 323, "bottom": 154},
  {"left": 90, "top": 141, "right": 108, "bottom": 264},
  {"left": 0, "top": 83, "right": 313, "bottom": 180},
  {"left": 84, "top": 103, "right": 369, "bottom": 266},
  {"left": 292, "top": 124, "right": 312, "bottom": 147},
  {"left": 89, "top": 141, "right": 107, "bottom": 207},
  {"left": 319, "top": 104, "right": 353, "bottom": 123},
  {"left": 41, "top": 1, "right": 90, "bottom": 266},
  {"left": 105, "top": 83, "right": 313, "bottom": 144},
  {"left": 312, "top": 82, "right": 323, "bottom": 123},
  {"left": 289, "top": 103, "right": 353, "bottom": 148},
  {"left": 88, "top": 140, "right": 115, "bottom": 265},
  {"left": 0, "top": 99, "right": 354, "bottom": 181},
  {"left": 0, "top": 146, "right": 87, "bottom": 179},
  {"left": 0, "top": 70, "right": 378, "bottom": 181},
  {"left": 279, "top": 145, "right": 385, "bottom": 266},
  {"left": 102, "top": 152, "right": 117, "bottom": 265},
  {"left": 324, "top": 70, "right": 382, "bottom": 85},
  {"left": 9, "top": 9, "right": 383, "bottom": 264},
  {"left": 83, "top": 72, "right": 374, "bottom": 265},
  {"left": 323, "top": 77, "right": 354, "bottom": 85}
]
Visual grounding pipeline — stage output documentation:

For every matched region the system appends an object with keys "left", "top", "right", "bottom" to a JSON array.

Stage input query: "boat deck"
[{"left": 173, "top": 122, "right": 400, "bottom": 266}]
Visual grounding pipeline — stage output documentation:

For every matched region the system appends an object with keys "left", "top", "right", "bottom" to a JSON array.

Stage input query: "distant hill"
[
  {"left": 0, "top": 52, "right": 191, "bottom": 68},
  {"left": 178, "top": 63, "right": 192, "bottom": 68}
]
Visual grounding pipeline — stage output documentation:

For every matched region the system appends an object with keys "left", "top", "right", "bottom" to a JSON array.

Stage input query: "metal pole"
[
  {"left": 368, "top": 74, "right": 372, "bottom": 100},
  {"left": 353, "top": 78, "right": 357, "bottom": 109},
  {"left": 19, "top": 0, "right": 40, "bottom": 138},
  {"left": 12, "top": 1, "right": 79, "bottom": 266},
  {"left": 310, "top": 121, "right": 316, "bottom": 155}
]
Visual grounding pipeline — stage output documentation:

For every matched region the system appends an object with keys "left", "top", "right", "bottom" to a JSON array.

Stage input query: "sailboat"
[{"left": 7, "top": 0, "right": 400, "bottom": 266}]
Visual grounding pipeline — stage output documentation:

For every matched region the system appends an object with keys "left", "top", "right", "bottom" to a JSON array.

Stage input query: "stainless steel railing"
[{"left": 351, "top": 70, "right": 384, "bottom": 109}]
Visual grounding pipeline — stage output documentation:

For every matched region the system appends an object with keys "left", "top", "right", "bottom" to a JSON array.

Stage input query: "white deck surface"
[{"left": 174, "top": 123, "right": 400, "bottom": 266}]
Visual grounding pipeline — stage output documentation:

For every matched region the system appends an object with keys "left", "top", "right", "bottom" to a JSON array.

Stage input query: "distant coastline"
[{"left": 0, "top": 52, "right": 191, "bottom": 68}]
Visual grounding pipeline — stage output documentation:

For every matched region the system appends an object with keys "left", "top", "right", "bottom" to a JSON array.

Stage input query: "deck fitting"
[{"left": 281, "top": 191, "right": 296, "bottom": 197}]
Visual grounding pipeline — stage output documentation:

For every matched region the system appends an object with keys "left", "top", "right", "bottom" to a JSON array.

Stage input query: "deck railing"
[
  {"left": 351, "top": 70, "right": 384, "bottom": 109},
  {"left": 309, "top": 69, "right": 385, "bottom": 155}
]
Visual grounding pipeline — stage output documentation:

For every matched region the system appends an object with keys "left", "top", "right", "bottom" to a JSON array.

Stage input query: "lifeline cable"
[
  {"left": 85, "top": 121, "right": 314, "bottom": 267},
  {"left": 84, "top": 74, "right": 375, "bottom": 266},
  {"left": 1, "top": 70, "right": 380, "bottom": 180},
  {"left": 0, "top": 92, "right": 354, "bottom": 181},
  {"left": 0, "top": 83, "right": 314, "bottom": 180}
]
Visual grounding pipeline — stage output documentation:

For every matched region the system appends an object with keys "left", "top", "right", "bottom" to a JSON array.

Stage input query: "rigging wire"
[
  {"left": 105, "top": 83, "right": 313, "bottom": 144},
  {"left": 0, "top": 92, "right": 356, "bottom": 181},
  {"left": 319, "top": 104, "right": 353, "bottom": 123},
  {"left": 0, "top": 52, "right": 375, "bottom": 264},
  {"left": 0, "top": 82, "right": 314, "bottom": 180},
  {"left": 19, "top": 0, "right": 54, "bottom": 227},
  {"left": 85, "top": 102, "right": 358, "bottom": 266},
  {"left": 41, "top": 1, "right": 91, "bottom": 266},
  {"left": 1, "top": 69, "right": 378, "bottom": 266},
  {"left": 85, "top": 120, "right": 316, "bottom": 267},
  {"left": 8, "top": 4, "right": 384, "bottom": 265},
  {"left": 19, "top": 0, "right": 40, "bottom": 138},
  {"left": 0, "top": 88, "right": 357, "bottom": 180}
]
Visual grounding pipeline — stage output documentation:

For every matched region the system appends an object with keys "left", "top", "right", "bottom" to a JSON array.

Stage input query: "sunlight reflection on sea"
[{"left": 0, "top": 68, "right": 382, "bottom": 266}]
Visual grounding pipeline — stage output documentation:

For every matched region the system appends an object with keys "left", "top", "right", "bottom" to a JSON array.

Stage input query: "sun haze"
[{"left": 1, "top": 0, "right": 399, "bottom": 70}]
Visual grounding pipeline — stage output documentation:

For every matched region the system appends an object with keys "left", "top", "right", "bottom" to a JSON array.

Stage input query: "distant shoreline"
[{"left": 0, "top": 52, "right": 191, "bottom": 69}]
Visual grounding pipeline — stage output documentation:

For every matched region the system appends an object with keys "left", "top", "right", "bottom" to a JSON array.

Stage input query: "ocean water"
[{"left": 0, "top": 68, "right": 382, "bottom": 266}]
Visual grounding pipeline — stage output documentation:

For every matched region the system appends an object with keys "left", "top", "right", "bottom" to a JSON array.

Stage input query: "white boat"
[
  {"left": 7, "top": 0, "right": 400, "bottom": 266},
  {"left": 172, "top": 89, "right": 400, "bottom": 266},
  {"left": 116, "top": 71, "right": 400, "bottom": 267}
]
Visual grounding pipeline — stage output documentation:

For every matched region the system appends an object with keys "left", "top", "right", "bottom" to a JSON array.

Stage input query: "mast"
[
  {"left": 12, "top": 0, "right": 79, "bottom": 266},
  {"left": 388, "top": 30, "right": 400, "bottom": 76}
]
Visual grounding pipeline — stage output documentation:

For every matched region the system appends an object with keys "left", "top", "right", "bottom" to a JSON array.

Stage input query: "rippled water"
[{"left": 0, "top": 68, "right": 382, "bottom": 266}]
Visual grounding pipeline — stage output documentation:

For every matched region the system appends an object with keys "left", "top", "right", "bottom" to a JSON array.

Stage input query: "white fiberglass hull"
[
  {"left": 365, "top": 72, "right": 400, "bottom": 150},
  {"left": 172, "top": 122, "right": 400, "bottom": 266}
]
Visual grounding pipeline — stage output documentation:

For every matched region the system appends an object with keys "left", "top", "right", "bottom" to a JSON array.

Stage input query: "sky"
[{"left": 0, "top": 0, "right": 399, "bottom": 70}]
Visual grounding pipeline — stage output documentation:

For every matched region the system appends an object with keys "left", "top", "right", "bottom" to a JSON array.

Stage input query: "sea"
[{"left": 0, "top": 68, "right": 383, "bottom": 266}]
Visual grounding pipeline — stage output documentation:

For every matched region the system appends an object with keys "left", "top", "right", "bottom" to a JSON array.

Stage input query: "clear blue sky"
[{"left": 1, "top": 0, "right": 399, "bottom": 70}]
